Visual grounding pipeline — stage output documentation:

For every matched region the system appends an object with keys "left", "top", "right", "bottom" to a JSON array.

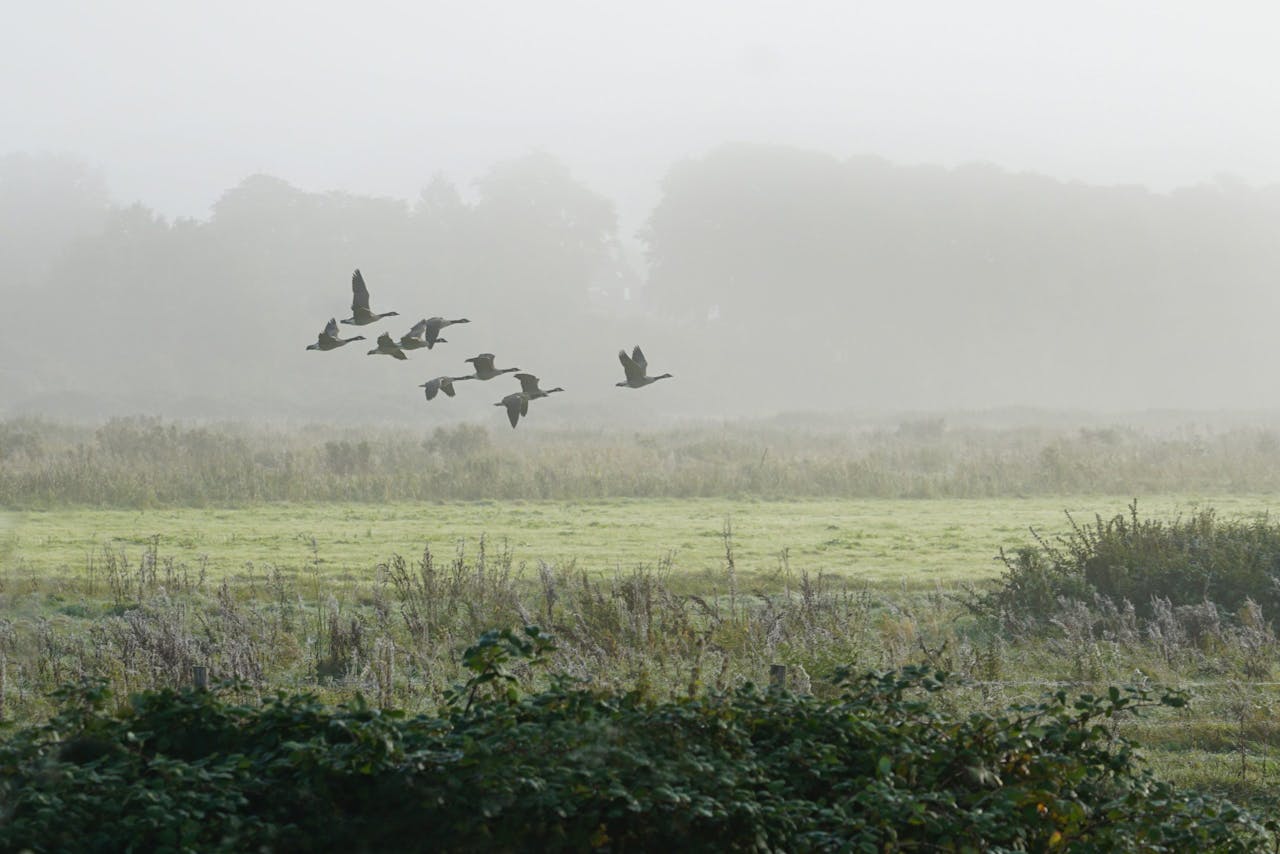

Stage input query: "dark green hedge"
[{"left": 0, "top": 646, "right": 1271, "bottom": 851}]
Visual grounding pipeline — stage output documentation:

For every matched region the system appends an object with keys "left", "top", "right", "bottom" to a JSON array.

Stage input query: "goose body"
[
  {"left": 422, "top": 316, "right": 470, "bottom": 348},
  {"left": 616, "top": 346, "right": 673, "bottom": 389},
  {"left": 419, "top": 375, "right": 472, "bottom": 401},
  {"left": 306, "top": 318, "right": 365, "bottom": 351},
  {"left": 368, "top": 332, "right": 408, "bottom": 360},
  {"left": 495, "top": 392, "right": 529, "bottom": 428},
  {"left": 341, "top": 269, "right": 399, "bottom": 325},
  {"left": 464, "top": 353, "right": 519, "bottom": 380},
  {"left": 514, "top": 373, "right": 564, "bottom": 400}
]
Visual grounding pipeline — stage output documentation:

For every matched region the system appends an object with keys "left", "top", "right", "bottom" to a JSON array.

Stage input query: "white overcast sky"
[{"left": 5, "top": 0, "right": 1280, "bottom": 225}]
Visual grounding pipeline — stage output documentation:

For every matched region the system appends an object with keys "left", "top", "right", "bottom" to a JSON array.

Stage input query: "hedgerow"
[{"left": 0, "top": 628, "right": 1272, "bottom": 852}]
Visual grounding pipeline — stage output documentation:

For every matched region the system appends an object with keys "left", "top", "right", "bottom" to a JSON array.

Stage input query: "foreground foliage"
[{"left": 0, "top": 642, "right": 1272, "bottom": 852}]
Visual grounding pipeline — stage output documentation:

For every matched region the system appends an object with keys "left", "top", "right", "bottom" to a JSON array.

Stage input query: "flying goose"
[
  {"left": 341, "top": 269, "right": 399, "bottom": 325},
  {"left": 367, "top": 332, "right": 408, "bottom": 360},
  {"left": 495, "top": 392, "right": 529, "bottom": 428},
  {"left": 418, "top": 375, "right": 473, "bottom": 401},
  {"left": 399, "top": 319, "right": 431, "bottom": 351},
  {"left": 464, "top": 353, "right": 520, "bottom": 380},
  {"left": 514, "top": 373, "right": 564, "bottom": 399},
  {"left": 306, "top": 318, "right": 365, "bottom": 351},
  {"left": 422, "top": 316, "right": 470, "bottom": 348},
  {"left": 616, "top": 346, "right": 673, "bottom": 389}
]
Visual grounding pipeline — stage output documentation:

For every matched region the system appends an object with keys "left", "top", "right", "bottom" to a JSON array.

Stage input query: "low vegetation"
[
  {"left": 982, "top": 502, "right": 1280, "bottom": 621},
  {"left": 8, "top": 416, "right": 1280, "bottom": 506},
  {"left": 1, "top": 640, "right": 1273, "bottom": 852}
]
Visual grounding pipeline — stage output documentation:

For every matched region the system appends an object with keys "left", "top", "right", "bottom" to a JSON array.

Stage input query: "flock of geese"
[{"left": 306, "top": 270, "right": 674, "bottom": 427}]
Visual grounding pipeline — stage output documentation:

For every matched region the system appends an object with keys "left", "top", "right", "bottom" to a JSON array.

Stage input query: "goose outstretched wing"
[
  {"left": 499, "top": 393, "right": 528, "bottom": 428},
  {"left": 422, "top": 376, "right": 459, "bottom": 400},
  {"left": 515, "top": 373, "right": 542, "bottom": 396},
  {"left": 351, "top": 269, "right": 370, "bottom": 312},
  {"left": 618, "top": 349, "right": 645, "bottom": 384}
]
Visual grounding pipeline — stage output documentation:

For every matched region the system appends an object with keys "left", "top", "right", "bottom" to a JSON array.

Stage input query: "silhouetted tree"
[
  {"left": 641, "top": 143, "right": 1280, "bottom": 410},
  {"left": 0, "top": 152, "right": 110, "bottom": 288},
  {"left": 9, "top": 142, "right": 1280, "bottom": 417},
  {"left": 470, "top": 152, "right": 618, "bottom": 317},
  {"left": 643, "top": 144, "right": 851, "bottom": 323},
  {"left": 412, "top": 174, "right": 473, "bottom": 292}
]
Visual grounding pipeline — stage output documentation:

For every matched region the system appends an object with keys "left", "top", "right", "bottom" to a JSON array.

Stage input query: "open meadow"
[{"left": 5, "top": 494, "right": 1279, "bottom": 586}]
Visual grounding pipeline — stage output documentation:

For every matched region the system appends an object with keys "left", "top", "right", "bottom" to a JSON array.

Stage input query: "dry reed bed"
[{"left": 7, "top": 417, "right": 1280, "bottom": 506}]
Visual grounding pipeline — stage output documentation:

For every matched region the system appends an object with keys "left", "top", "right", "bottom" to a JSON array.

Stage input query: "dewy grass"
[
  {"left": 0, "top": 512, "right": 15, "bottom": 564},
  {"left": 8, "top": 496, "right": 1278, "bottom": 586}
]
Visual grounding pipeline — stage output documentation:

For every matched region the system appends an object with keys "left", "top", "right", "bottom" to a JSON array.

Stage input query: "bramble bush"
[{"left": 0, "top": 627, "right": 1273, "bottom": 852}]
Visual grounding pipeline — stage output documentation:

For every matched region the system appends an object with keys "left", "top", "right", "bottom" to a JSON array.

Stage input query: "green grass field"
[{"left": 5, "top": 494, "right": 1277, "bottom": 586}]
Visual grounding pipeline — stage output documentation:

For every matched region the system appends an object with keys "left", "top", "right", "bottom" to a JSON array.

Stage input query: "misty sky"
[{"left": 6, "top": 1, "right": 1280, "bottom": 226}]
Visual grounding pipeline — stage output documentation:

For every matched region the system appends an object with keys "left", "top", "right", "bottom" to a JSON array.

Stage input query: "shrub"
[
  {"left": 0, "top": 650, "right": 1272, "bottom": 851},
  {"left": 982, "top": 503, "right": 1280, "bottom": 622}
]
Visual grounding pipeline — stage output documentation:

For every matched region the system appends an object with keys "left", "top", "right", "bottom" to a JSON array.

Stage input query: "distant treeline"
[
  {"left": 5, "top": 416, "right": 1280, "bottom": 507},
  {"left": 5, "top": 145, "right": 1280, "bottom": 417}
]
